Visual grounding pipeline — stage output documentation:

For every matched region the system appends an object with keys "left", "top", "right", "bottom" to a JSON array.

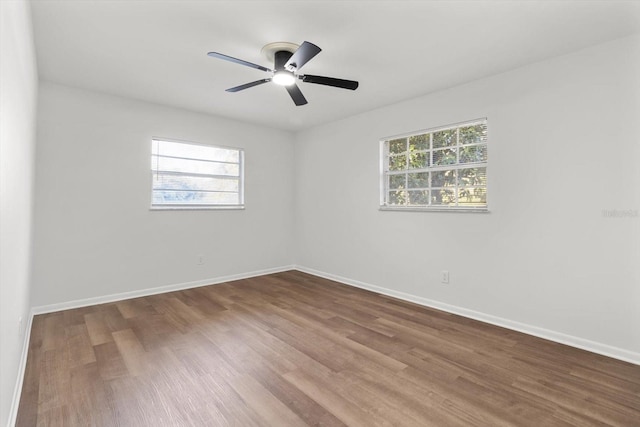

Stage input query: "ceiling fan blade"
[
  {"left": 285, "top": 84, "right": 308, "bottom": 106},
  {"left": 207, "top": 52, "right": 272, "bottom": 72},
  {"left": 284, "top": 41, "right": 321, "bottom": 71},
  {"left": 226, "top": 79, "right": 272, "bottom": 92},
  {"left": 301, "top": 74, "right": 359, "bottom": 90}
]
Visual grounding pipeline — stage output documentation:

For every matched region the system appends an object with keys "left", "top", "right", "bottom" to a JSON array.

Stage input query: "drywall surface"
[
  {"left": 294, "top": 35, "right": 640, "bottom": 355},
  {"left": 33, "top": 82, "right": 295, "bottom": 306},
  {"left": 0, "top": 0, "right": 38, "bottom": 425}
]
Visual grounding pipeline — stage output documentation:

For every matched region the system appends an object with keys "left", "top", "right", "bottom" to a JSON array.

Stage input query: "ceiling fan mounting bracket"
[{"left": 261, "top": 42, "right": 299, "bottom": 63}]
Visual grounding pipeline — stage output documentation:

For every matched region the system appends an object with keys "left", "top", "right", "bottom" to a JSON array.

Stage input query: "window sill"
[
  {"left": 379, "top": 206, "right": 489, "bottom": 213},
  {"left": 150, "top": 205, "right": 245, "bottom": 211}
]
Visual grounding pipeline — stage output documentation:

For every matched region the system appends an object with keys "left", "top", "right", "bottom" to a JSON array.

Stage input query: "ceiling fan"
[{"left": 207, "top": 41, "right": 359, "bottom": 106}]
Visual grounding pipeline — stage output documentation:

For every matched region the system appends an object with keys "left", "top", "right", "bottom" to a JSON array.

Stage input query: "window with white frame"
[
  {"left": 380, "top": 119, "right": 487, "bottom": 211},
  {"left": 151, "top": 138, "right": 244, "bottom": 209}
]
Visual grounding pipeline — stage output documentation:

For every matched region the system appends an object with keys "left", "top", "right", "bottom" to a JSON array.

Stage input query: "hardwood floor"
[{"left": 16, "top": 271, "right": 640, "bottom": 426}]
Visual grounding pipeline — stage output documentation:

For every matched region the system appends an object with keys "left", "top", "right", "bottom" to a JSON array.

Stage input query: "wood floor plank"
[
  {"left": 283, "top": 369, "right": 384, "bottom": 427},
  {"left": 93, "top": 341, "right": 129, "bottom": 381},
  {"left": 112, "top": 328, "right": 148, "bottom": 377},
  {"left": 250, "top": 365, "right": 347, "bottom": 427},
  {"left": 228, "top": 373, "right": 308, "bottom": 427},
  {"left": 84, "top": 311, "right": 114, "bottom": 346},
  {"left": 16, "top": 271, "right": 640, "bottom": 426},
  {"left": 116, "top": 297, "right": 158, "bottom": 319},
  {"left": 41, "top": 313, "right": 65, "bottom": 351},
  {"left": 65, "top": 323, "right": 96, "bottom": 367}
]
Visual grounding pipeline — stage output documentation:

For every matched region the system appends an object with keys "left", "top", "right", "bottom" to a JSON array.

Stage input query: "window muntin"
[
  {"left": 151, "top": 138, "right": 244, "bottom": 209},
  {"left": 380, "top": 119, "right": 487, "bottom": 211}
]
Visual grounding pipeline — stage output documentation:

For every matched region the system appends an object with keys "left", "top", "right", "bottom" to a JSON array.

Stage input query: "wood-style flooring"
[{"left": 16, "top": 271, "right": 640, "bottom": 426}]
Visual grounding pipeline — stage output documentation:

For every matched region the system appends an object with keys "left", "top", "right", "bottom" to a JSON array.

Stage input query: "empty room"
[{"left": 1, "top": 0, "right": 639, "bottom": 425}]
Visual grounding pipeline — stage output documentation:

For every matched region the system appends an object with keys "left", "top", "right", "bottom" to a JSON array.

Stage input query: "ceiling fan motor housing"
[{"left": 274, "top": 50, "right": 294, "bottom": 72}]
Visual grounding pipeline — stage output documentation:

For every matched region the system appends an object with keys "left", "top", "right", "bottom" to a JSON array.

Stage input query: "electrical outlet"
[
  {"left": 197, "top": 254, "right": 204, "bottom": 265},
  {"left": 441, "top": 270, "right": 450, "bottom": 284}
]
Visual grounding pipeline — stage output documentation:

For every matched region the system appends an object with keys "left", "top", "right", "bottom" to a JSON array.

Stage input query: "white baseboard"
[
  {"left": 7, "top": 310, "right": 34, "bottom": 427},
  {"left": 294, "top": 265, "right": 640, "bottom": 366},
  {"left": 31, "top": 265, "right": 295, "bottom": 315}
]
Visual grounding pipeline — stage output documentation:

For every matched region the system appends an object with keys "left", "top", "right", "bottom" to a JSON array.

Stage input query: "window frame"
[
  {"left": 150, "top": 137, "right": 245, "bottom": 211},
  {"left": 379, "top": 118, "right": 489, "bottom": 212}
]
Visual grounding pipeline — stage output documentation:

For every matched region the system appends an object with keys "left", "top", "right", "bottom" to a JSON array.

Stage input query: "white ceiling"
[{"left": 30, "top": 0, "right": 640, "bottom": 132}]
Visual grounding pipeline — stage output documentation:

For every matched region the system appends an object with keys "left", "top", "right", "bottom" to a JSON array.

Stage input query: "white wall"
[
  {"left": 0, "top": 1, "right": 38, "bottom": 425},
  {"left": 294, "top": 35, "right": 640, "bottom": 357},
  {"left": 32, "top": 82, "right": 295, "bottom": 307}
]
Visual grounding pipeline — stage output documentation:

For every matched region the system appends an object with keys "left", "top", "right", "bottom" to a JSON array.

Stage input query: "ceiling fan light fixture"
[{"left": 272, "top": 71, "right": 296, "bottom": 86}]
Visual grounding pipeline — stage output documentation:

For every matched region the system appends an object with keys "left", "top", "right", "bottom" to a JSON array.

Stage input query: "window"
[
  {"left": 380, "top": 119, "right": 487, "bottom": 211},
  {"left": 151, "top": 138, "right": 244, "bottom": 209}
]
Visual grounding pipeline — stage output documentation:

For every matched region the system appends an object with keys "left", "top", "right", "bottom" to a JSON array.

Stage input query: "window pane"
[
  {"left": 431, "top": 189, "right": 456, "bottom": 205},
  {"left": 408, "top": 152, "right": 429, "bottom": 169},
  {"left": 409, "top": 134, "right": 429, "bottom": 151},
  {"left": 154, "top": 156, "right": 239, "bottom": 176},
  {"left": 408, "top": 190, "right": 429, "bottom": 205},
  {"left": 389, "top": 154, "right": 407, "bottom": 171},
  {"left": 457, "top": 167, "right": 487, "bottom": 187},
  {"left": 459, "top": 125, "right": 487, "bottom": 145},
  {"left": 408, "top": 172, "right": 428, "bottom": 188},
  {"left": 388, "top": 190, "right": 408, "bottom": 206},
  {"left": 152, "top": 190, "right": 240, "bottom": 205},
  {"left": 457, "top": 187, "right": 487, "bottom": 206},
  {"left": 459, "top": 145, "right": 487, "bottom": 164},
  {"left": 153, "top": 140, "right": 239, "bottom": 163},
  {"left": 152, "top": 173, "right": 239, "bottom": 192},
  {"left": 431, "top": 170, "right": 456, "bottom": 187},
  {"left": 433, "top": 148, "right": 457, "bottom": 166},
  {"left": 432, "top": 129, "right": 457, "bottom": 148},
  {"left": 388, "top": 138, "right": 407, "bottom": 155},
  {"left": 389, "top": 174, "right": 406, "bottom": 190}
]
